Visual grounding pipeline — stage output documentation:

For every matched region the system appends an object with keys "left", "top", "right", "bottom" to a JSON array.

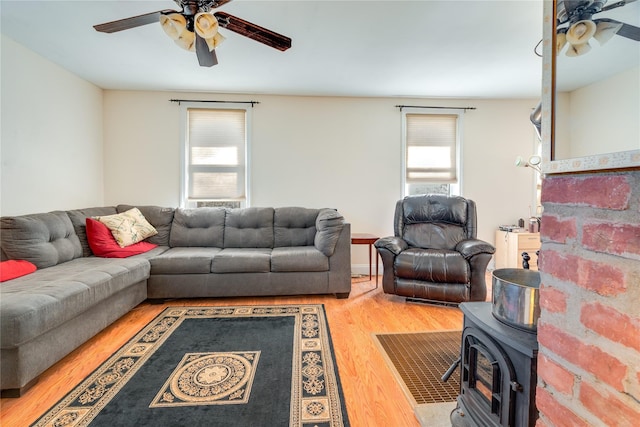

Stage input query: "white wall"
[
  {"left": 102, "top": 91, "right": 181, "bottom": 207},
  {"left": 1, "top": 35, "right": 540, "bottom": 271},
  {"left": 103, "top": 92, "right": 540, "bottom": 270},
  {"left": 556, "top": 66, "right": 640, "bottom": 159},
  {"left": 0, "top": 35, "right": 104, "bottom": 216}
]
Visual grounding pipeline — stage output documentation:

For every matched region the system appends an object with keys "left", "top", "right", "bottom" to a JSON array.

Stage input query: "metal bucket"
[{"left": 492, "top": 268, "right": 541, "bottom": 332}]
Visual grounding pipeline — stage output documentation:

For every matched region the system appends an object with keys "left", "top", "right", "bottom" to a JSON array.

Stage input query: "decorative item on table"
[{"left": 527, "top": 205, "right": 541, "bottom": 233}]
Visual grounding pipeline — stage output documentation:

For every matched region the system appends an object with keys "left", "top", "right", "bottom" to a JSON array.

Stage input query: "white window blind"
[
  {"left": 405, "top": 113, "right": 458, "bottom": 184},
  {"left": 186, "top": 108, "right": 246, "bottom": 202}
]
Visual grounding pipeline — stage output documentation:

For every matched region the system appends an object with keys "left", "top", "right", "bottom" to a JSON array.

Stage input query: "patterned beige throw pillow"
[{"left": 94, "top": 208, "right": 158, "bottom": 248}]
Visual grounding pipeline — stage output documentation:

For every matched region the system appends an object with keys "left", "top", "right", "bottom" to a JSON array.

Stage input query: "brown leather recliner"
[{"left": 374, "top": 194, "right": 495, "bottom": 304}]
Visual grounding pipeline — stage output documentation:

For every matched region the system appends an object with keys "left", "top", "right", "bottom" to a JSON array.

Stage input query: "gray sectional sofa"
[{"left": 0, "top": 205, "right": 351, "bottom": 396}]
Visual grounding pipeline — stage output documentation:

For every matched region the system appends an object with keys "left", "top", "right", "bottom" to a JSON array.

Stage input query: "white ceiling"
[{"left": 0, "top": 0, "right": 572, "bottom": 99}]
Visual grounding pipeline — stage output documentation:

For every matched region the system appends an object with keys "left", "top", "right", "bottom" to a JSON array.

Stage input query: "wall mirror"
[{"left": 541, "top": 0, "right": 640, "bottom": 174}]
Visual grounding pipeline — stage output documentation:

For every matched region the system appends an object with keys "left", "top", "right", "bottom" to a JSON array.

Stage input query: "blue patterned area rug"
[{"left": 31, "top": 305, "right": 349, "bottom": 427}]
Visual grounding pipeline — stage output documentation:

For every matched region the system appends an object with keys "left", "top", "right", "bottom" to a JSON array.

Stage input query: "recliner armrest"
[
  {"left": 456, "top": 239, "right": 495, "bottom": 259},
  {"left": 374, "top": 236, "right": 408, "bottom": 256}
]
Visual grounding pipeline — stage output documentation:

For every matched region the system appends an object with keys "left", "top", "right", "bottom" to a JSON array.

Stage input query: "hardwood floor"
[{"left": 0, "top": 277, "right": 467, "bottom": 427}]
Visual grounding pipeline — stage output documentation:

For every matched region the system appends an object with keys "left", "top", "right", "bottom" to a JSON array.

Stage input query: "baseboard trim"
[{"left": 350, "top": 263, "right": 384, "bottom": 276}]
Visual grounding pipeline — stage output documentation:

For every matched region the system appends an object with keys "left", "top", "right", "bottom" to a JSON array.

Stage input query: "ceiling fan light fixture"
[
  {"left": 556, "top": 31, "right": 568, "bottom": 55},
  {"left": 594, "top": 21, "right": 623, "bottom": 45},
  {"left": 175, "top": 30, "right": 196, "bottom": 52},
  {"left": 194, "top": 12, "right": 219, "bottom": 39},
  {"left": 566, "top": 20, "right": 597, "bottom": 45},
  {"left": 160, "top": 13, "right": 187, "bottom": 40},
  {"left": 566, "top": 42, "right": 592, "bottom": 57},
  {"left": 205, "top": 32, "right": 226, "bottom": 51}
]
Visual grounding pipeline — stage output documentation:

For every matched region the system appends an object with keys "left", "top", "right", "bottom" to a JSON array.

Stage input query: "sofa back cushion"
[
  {"left": 170, "top": 207, "right": 226, "bottom": 247},
  {"left": 224, "top": 207, "right": 274, "bottom": 248},
  {"left": 0, "top": 211, "right": 82, "bottom": 268},
  {"left": 274, "top": 207, "right": 319, "bottom": 247},
  {"left": 67, "top": 207, "right": 118, "bottom": 257},
  {"left": 117, "top": 205, "right": 175, "bottom": 246}
]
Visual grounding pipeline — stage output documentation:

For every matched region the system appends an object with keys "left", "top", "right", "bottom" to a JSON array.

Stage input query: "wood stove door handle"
[{"left": 510, "top": 380, "right": 523, "bottom": 392}]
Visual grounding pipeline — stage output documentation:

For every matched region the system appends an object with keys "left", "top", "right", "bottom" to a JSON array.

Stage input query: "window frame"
[
  {"left": 401, "top": 108, "right": 464, "bottom": 197},
  {"left": 179, "top": 102, "right": 252, "bottom": 208}
]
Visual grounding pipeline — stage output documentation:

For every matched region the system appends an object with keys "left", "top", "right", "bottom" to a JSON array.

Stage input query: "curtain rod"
[
  {"left": 396, "top": 105, "right": 476, "bottom": 111},
  {"left": 170, "top": 99, "right": 260, "bottom": 107}
]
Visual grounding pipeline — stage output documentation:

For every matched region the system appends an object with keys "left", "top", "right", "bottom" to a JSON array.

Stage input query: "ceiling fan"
[
  {"left": 93, "top": 0, "right": 292, "bottom": 67},
  {"left": 556, "top": 0, "right": 640, "bottom": 56},
  {"left": 530, "top": 0, "right": 639, "bottom": 138}
]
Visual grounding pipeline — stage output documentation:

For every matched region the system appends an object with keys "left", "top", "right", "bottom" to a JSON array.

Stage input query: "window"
[
  {"left": 402, "top": 109, "right": 463, "bottom": 197},
  {"left": 181, "top": 104, "right": 250, "bottom": 208}
]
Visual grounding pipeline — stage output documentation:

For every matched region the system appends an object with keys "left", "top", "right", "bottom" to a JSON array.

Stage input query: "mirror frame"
[{"left": 541, "top": 0, "right": 640, "bottom": 174}]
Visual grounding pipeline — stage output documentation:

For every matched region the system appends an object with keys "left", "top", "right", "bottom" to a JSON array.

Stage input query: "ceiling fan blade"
[
  {"left": 94, "top": 9, "right": 177, "bottom": 33},
  {"left": 601, "top": 0, "right": 638, "bottom": 13},
  {"left": 195, "top": 33, "right": 218, "bottom": 67},
  {"left": 617, "top": 23, "right": 640, "bottom": 40},
  {"left": 214, "top": 11, "right": 292, "bottom": 51},
  {"left": 210, "top": 0, "right": 234, "bottom": 9},
  {"left": 596, "top": 18, "right": 640, "bottom": 40}
]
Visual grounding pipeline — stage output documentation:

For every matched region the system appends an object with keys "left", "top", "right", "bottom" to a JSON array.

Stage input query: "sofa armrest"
[
  {"left": 374, "top": 236, "right": 408, "bottom": 256},
  {"left": 314, "top": 209, "right": 345, "bottom": 256},
  {"left": 456, "top": 239, "right": 495, "bottom": 260}
]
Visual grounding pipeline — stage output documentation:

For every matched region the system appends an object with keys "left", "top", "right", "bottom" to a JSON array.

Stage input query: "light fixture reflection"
[{"left": 558, "top": 18, "right": 623, "bottom": 57}]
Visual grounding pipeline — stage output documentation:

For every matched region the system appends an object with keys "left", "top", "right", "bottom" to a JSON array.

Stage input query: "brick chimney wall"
[{"left": 536, "top": 170, "right": 640, "bottom": 426}]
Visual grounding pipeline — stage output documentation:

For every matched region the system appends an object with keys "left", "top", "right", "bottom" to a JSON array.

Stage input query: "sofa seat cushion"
[
  {"left": 211, "top": 248, "right": 271, "bottom": 273},
  {"left": 0, "top": 256, "right": 150, "bottom": 348},
  {"left": 150, "top": 247, "right": 221, "bottom": 274},
  {"left": 394, "top": 248, "right": 470, "bottom": 284},
  {"left": 271, "top": 247, "right": 328, "bottom": 272}
]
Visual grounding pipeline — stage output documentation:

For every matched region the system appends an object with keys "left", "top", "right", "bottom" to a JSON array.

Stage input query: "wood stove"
[{"left": 450, "top": 302, "right": 538, "bottom": 427}]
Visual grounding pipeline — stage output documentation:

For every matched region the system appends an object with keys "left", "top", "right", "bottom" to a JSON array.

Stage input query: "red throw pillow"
[
  {"left": 86, "top": 218, "right": 157, "bottom": 258},
  {"left": 0, "top": 260, "right": 37, "bottom": 282}
]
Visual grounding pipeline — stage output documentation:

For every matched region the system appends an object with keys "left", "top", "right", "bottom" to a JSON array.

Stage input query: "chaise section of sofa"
[{"left": 0, "top": 210, "right": 151, "bottom": 396}]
